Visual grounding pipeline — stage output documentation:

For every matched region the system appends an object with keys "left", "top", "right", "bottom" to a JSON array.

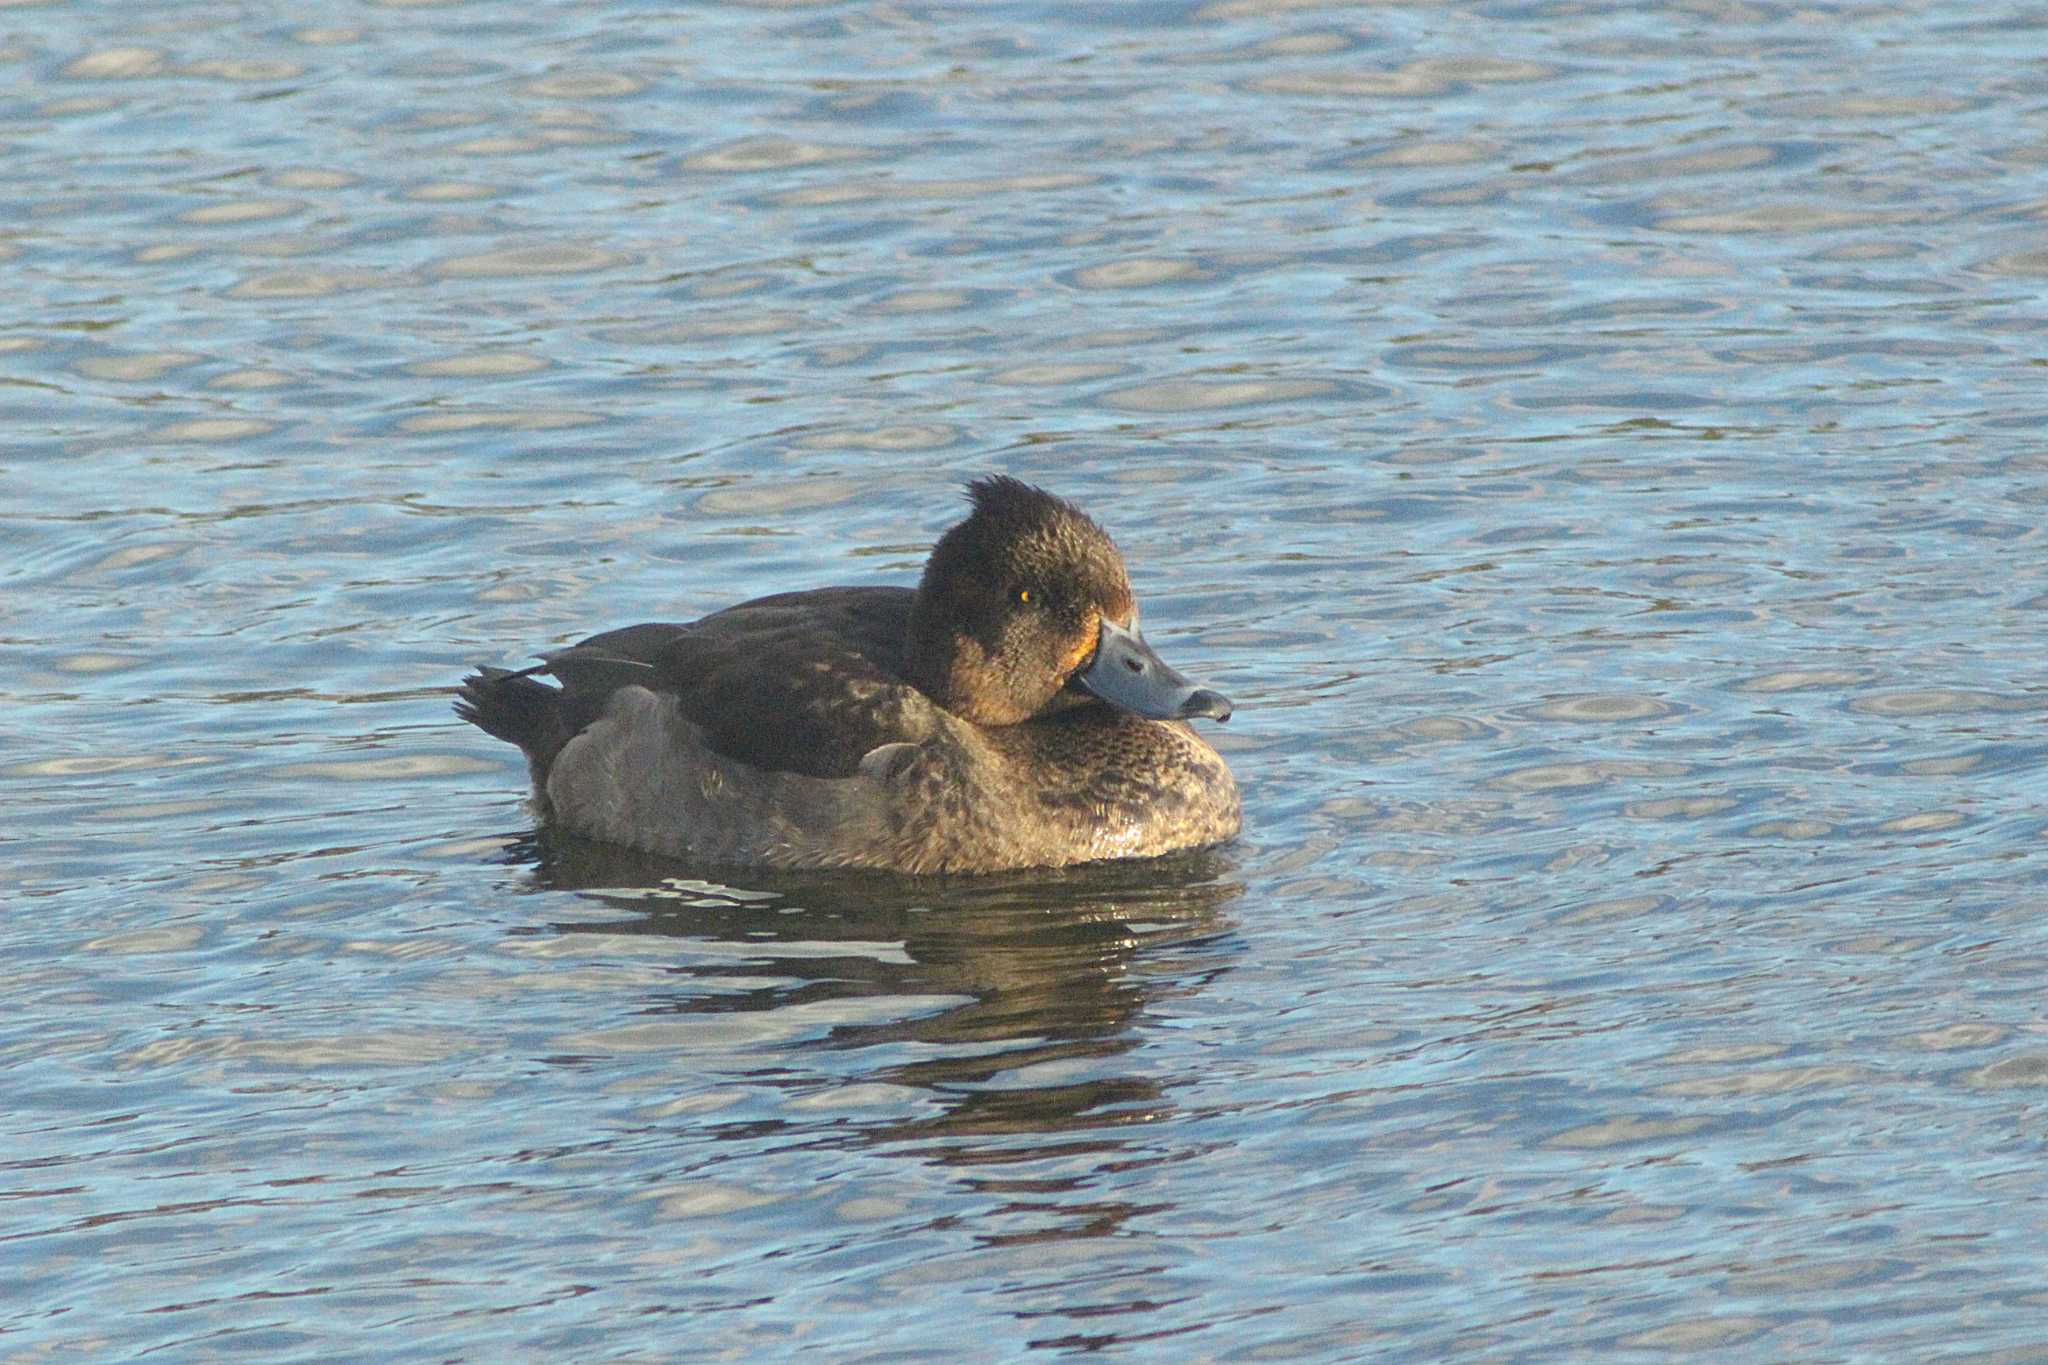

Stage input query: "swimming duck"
[{"left": 456, "top": 476, "right": 1240, "bottom": 874}]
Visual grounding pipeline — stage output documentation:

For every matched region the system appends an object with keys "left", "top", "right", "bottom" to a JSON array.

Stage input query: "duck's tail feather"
[{"left": 455, "top": 666, "right": 563, "bottom": 756}]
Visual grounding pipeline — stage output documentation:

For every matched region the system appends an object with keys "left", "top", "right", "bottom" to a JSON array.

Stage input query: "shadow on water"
[{"left": 503, "top": 828, "right": 1246, "bottom": 1173}]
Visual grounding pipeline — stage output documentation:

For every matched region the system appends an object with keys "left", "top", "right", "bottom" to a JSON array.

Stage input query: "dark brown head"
[{"left": 906, "top": 476, "right": 1231, "bottom": 727}]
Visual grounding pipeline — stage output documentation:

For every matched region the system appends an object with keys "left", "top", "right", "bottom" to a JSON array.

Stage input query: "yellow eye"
[{"left": 1016, "top": 588, "right": 1032, "bottom": 605}]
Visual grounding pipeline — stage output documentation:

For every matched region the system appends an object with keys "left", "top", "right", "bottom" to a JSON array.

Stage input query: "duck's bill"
[{"left": 1077, "top": 617, "right": 1232, "bottom": 722}]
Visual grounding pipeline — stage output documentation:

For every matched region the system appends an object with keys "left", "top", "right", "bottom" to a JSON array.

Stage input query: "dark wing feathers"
[
  {"left": 458, "top": 587, "right": 935, "bottom": 782},
  {"left": 639, "top": 587, "right": 930, "bottom": 779}
]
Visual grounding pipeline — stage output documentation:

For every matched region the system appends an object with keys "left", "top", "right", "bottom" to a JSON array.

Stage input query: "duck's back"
[{"left": 575, "top": 586, "right": 934, "bottom": 780}]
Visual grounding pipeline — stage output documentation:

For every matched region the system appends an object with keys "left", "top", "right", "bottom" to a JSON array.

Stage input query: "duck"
[{"left": 455, "top": 476, "right": 1240, "bottom": 874}]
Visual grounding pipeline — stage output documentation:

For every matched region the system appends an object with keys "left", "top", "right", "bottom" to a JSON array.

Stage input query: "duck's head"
[{"left": 907, "top": 475, "right": 1233, "bottom": 728}]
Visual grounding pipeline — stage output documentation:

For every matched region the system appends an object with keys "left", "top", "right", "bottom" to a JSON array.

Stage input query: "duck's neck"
[
  {"left": 905, "top": 590, "right": 1044, "bottom": 728},
  {"left": 903, "top": 590, "right": 951, "bottom": 699}
]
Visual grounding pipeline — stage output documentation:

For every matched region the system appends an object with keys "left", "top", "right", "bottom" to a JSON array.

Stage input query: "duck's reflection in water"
[{"left": 519, "top": 830, "right": 1244, "bottom": 1185}]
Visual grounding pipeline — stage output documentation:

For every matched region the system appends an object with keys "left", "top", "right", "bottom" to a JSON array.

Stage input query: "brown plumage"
[{"left": 456, "top": 477, "right": 1239, "bottom": 874}]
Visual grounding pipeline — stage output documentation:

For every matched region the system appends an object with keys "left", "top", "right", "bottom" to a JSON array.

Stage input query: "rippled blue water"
[{"left": 6, "top": 0, "right": 2048, "bottom": 1356}]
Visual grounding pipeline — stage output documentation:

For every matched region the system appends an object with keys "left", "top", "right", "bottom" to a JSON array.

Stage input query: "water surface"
[{"left": 5, "top": 0, "right": 2048, "bottom": 1356}]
